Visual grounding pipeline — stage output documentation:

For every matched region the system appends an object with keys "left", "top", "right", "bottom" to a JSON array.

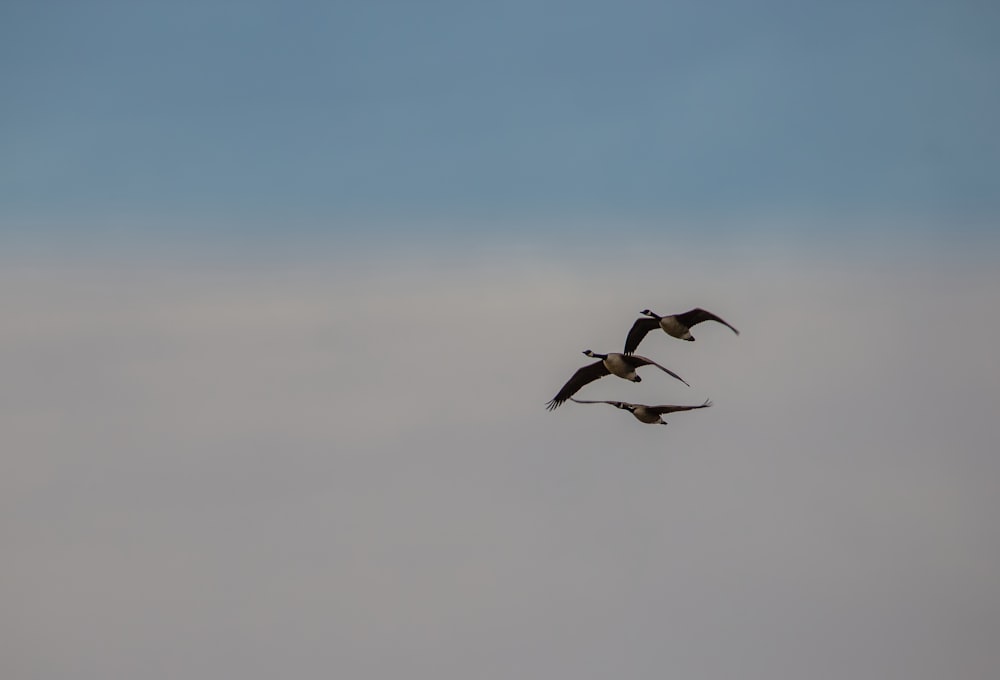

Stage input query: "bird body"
[
  {"left": 601, "top": 352, "right": 640, "bottom": 380},
  {"left": 657, "top": 315, "right": 692, "bottom": 340},
  {"left": 624, "top": 308, "right": 739, "bottom": 354},
  {"left": 570, "top": 398, "right": 713, "bottom": 425},
  {"left": 545, "top": 350, "right": 688, "bottom": 411}
]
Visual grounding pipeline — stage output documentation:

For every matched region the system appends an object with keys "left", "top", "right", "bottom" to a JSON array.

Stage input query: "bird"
[
  {"left": 545, "top": 350, "right": 688, "bottom": 411},
  {"left": 624, "top": 307, "right": 739, "bottom": 354},
  {"left": 569, "top": 397, "right": 713, "bottom": 425}
]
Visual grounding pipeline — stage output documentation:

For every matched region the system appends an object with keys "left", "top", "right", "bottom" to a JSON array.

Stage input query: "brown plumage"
[
  {"left": 545, "top": 350, "right": 688, "bottom": 411},
  {"left": 624, "top": 307, "right": 739, "bottom": 354},
  {"left": 570, "top": 398, "right": 713, "bottom": 425}
]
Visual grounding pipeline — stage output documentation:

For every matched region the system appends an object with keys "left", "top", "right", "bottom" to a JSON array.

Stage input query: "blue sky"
[{"left": 3, "top": 0, "right": 999, "bottom": 244}]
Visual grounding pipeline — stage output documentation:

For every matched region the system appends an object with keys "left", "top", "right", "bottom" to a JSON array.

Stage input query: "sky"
[
  {"left": 3, "top": 2, "right": 1000, "bottom": 679},
  {"left": 3, "top": 0, "right": 1000, "bottom": 241}
]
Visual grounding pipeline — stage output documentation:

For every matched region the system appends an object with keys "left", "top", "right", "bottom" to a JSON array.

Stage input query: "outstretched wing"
[
  {"left": 546, "top": 361, "right": 610, "bottom": 410},
  {"left": 628, "top": 354, "right": 690, "bottom": 387},
  {"left": 674, "top": 308, "right": 739, "bottom": 335},
  {"left": 569, "top": 398, "right": 632, "bottom": 409},
  {"left": 623, "top": 316, "right": 660, "bottom": 355},
  {"left": 649, "top": 398, "right": 712, "bottom": 415}
]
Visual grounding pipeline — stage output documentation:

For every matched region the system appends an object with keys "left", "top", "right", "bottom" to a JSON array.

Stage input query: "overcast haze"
[
  {"left": 4, "top": 249, "right": 999, "bottom": 678},
  {"left": 4, "top": 0, "right": 1000, "bottom": 678}
]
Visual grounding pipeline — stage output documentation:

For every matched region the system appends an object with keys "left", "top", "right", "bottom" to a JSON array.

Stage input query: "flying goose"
[
  {"left": 545, "top": 350, "right": 688, "bottom": 411},
  {"left": 624, "top": 308, "right": 739, "bottom": 354},
  {"left": 570, "top": 397, "right": 713, "bottom": 425}
]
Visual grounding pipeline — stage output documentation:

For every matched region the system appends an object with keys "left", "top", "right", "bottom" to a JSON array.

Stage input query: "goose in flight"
[
  {"left": 569, "top": 398, "right": 713, "bottom": 425},
  {"left": 545, "top": 350, "right": 688, "bottom": 411},
  {"left": 624, "top": 308, "right": 739, "bottom": 354}
]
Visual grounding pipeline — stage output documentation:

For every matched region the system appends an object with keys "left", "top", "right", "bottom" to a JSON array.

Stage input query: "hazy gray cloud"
[{"left": 2, "top": 248, "right": 999, "bottom": 679}]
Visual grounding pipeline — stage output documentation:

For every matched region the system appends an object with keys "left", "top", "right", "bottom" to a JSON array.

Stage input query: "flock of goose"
[{"left": 545, "top": 307, "right": 739, "bottom": 425}]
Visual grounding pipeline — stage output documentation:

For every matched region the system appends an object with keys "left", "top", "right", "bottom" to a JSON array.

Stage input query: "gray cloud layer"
[{"left": 3, "top": 250, "right": 998, "bottom": 679}]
